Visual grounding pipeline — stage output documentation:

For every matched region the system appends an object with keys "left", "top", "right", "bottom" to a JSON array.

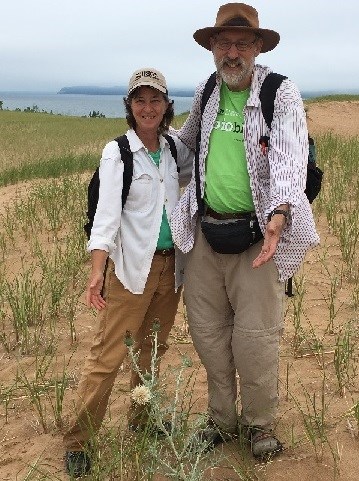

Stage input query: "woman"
[{"left": 63, "top": 67, "right": 193, "bottom": 478}]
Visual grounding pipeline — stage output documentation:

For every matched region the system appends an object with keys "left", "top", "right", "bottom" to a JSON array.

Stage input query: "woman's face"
[{"left": 130, "top": 86, "right": 168, "bottom": 133}]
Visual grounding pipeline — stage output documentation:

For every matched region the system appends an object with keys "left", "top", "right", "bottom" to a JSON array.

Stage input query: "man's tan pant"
[
  {"left": 63, "top": 254, "right": 181, "bottom": 451},
  {"left": 184, "top": 223, "right": 285, "bottom": 433}
]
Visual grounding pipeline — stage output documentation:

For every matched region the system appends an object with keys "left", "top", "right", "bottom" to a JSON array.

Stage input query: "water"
[
  {"left": 0, "top": 91, "right": 194, "bottom": 118},
  {"left": 1, "top": 89, "right": 357, "bottom": 119}
]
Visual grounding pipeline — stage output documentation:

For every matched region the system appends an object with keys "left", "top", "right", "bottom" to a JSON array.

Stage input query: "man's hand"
[{"left": 252, "top": 210, "right": 287, "bottom": 268}]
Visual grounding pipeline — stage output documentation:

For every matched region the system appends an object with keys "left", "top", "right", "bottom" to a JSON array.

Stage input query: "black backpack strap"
[
  {"left": 163, "top": 134, "right": 179, "bottom": 173},
  {"left": 200, "top": 72, "right": 217, "bottom": 115},
  {"left": 84, "top": 167, "right": 100, "bottom": 240},
  {"left": 259, "top": 72, "right": 287, "bottom": 129},
  {"left": 163, "top": 134, "right": 177, "bottom": 162},
  {"left": 114, "top": 135, "right": 133, "bottom": 208},
  {"left": 195, "top": 72, "right": 217, "bottom": 216}
]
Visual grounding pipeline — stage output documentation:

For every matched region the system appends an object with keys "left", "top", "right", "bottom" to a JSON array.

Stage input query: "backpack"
[
  {"left": 259, "top": 72, "right": 323, "bottom": 204},
  {"left": 84, "top": 133, "right": 178, "bottom": 240}
]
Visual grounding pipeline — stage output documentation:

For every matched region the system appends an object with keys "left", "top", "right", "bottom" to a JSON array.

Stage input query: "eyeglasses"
[{"left": 215, "top": 38, "right": 257, "bottom": 52}]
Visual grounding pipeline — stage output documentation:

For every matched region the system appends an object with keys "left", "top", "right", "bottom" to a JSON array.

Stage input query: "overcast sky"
[{"left": 1, "top": 0, "right": 358, "bottom": 93}]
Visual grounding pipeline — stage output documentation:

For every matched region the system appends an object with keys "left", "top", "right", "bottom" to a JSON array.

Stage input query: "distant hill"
[
  {"left": 58, "top": 86, "right": 195, "bottom": 97},
  {"left": 58, "top": 86, "right": 359, "bottom": 99}
]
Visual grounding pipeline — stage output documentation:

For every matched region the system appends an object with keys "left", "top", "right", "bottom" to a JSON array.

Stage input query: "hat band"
[{"left": 222, "top": 17, "right": 251, "bottom": 27}]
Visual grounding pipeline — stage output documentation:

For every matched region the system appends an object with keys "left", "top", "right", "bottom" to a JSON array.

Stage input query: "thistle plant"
[{"left": 123, "top": 322, "right": 221, "bottom": 481}]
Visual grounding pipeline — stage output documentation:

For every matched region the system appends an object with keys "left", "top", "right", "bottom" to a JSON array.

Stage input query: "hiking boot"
[
  {"left": 64, "top": 451, "right": 91, "bottom": 478},
  {"left": 249, "top": 427, "right": 283, "bottom": 460},
  {"left": 190, "top": 418, "right": 237, "bottom": 453}
]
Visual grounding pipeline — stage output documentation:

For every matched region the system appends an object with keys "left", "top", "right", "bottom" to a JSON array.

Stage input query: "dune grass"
[
  {"left": 0, "top": 110, "right": 191, "bottom": 186},
  {"left": 0, "top": 110, "right": 127, "bottom": 182},
  {"left": 305, "top": 94, "right": 359, "bottom": 104}
]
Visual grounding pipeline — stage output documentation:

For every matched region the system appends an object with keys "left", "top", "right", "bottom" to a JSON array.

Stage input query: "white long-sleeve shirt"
[
  {"left": 88, "top": 129, "right": 193, "bottom": 294},
  {"left": 170, "top": 65, "right": 320, "bottom": 281}
]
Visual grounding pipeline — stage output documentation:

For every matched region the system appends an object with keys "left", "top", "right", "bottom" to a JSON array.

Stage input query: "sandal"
[{"left": 250, "top": 427, "right": 283, "bottom": 460}]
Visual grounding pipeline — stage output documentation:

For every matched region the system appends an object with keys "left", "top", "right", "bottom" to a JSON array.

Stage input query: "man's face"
[{"left": 211, "top": 30, "right": 262, "bottom": 90}]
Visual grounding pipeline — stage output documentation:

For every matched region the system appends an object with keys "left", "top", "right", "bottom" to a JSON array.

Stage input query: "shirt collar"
[{"left": 126, "top": 128, "right": 169, "bottom": 153}]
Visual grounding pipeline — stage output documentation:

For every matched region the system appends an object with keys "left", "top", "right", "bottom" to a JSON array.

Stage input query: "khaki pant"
[
  {"left": 63, "top": 254, "right": 181, "bottom": 451},
  {"left": 184, "top": 223, "right": 285, "bottom": 433}
]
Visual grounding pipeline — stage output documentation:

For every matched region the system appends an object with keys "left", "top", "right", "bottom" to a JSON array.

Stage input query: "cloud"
[{"left": 1, "top": 0, "right": 358, "bottom": 92}]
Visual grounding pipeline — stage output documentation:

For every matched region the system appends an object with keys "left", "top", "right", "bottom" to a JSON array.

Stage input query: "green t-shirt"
[
  {"left": 204, "top": 82, "right": 254, "bottom": 213},
  {"left": 148, "top": 149, "right": 174, "bottom": 249}
]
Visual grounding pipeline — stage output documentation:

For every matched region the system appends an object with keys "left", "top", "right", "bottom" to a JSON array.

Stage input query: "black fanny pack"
[{"left": 201, "top": 215, "right": 263, "bottom": 254}]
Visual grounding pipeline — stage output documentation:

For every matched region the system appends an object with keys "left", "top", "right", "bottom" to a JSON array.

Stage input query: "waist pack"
[{"left": 200, "top": 216, "right": 263, "bottom": 254}]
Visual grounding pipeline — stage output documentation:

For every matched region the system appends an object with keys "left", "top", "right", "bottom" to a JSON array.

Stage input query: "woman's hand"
[
  {"left": 86, "top": 270, "right": 106, "bottom": 310},
  {"left": 86, "top": 249, "right": 109, "bottom": 310}
]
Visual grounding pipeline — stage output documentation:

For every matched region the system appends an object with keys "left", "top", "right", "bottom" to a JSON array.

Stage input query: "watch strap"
[{"left": 268, "top": 209, "right": 289, "bottom": 222}]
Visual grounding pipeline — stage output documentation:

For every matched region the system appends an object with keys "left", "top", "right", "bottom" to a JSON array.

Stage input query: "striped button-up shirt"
[{"left": 170, "top": 64, "right": 319, "bottom": 281}]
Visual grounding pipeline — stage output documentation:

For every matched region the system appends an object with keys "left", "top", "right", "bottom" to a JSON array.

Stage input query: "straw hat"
[{"left": 193, "top": 3, "right": 280, "bottom": 53}]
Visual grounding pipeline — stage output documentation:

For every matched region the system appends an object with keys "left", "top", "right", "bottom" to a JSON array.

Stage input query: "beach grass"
[
  {"left": 0, "top": 110, "right": 191, "bottom": 186},
  {"left": 0, "top": 110, "right": 127, "bottom": 180},
  {"left": 305, "top": 94, "right": 359, "bottom": 103}
]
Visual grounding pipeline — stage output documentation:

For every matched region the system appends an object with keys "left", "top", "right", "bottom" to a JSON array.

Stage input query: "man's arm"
[{"left": 254, "top": 78, "right": 308, "bottom": 267}]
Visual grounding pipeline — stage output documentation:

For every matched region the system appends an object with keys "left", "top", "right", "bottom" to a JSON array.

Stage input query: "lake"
[
  {"left": 0, "top": 92, "right": 194, "bottom": 118},
  {"left": 1, "top": 89, "right": 357, "bottom": 119}
]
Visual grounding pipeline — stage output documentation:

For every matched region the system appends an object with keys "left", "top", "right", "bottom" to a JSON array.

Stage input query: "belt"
[
  {"left": 206, "top": 206, "right": 256, "bottom": 220},
  {"left": 154, "top": 248, "right": 175, "bottom": 256}
]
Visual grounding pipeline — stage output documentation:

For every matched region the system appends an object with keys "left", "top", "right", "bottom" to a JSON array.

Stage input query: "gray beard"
[{"left": 214, "top": 55, "right": 254, "bottom": 89}]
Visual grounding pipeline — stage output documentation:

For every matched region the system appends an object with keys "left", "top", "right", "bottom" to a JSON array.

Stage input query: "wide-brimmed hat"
[
  {"left": 128, "top": 67, "right": 168, "bottom": 95},
  {"left": 193, "top": 3, "right": 280, "bottom": 53}
]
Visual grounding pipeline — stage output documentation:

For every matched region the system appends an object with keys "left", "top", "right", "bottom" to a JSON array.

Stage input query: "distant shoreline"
[{"left": 57, "top": 86, "right": 195, "bottom": 97}]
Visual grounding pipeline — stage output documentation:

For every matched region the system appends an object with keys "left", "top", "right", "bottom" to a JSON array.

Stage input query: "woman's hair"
[{"left": 123, "top": 88, "right": 174, "bottom": 135}]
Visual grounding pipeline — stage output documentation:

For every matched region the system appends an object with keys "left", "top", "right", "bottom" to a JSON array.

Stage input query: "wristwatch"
[{"left": 267, "top": 209, "right": 289, "bottom": 222}]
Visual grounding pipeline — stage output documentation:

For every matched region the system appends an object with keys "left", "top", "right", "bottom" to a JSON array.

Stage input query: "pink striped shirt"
[{"left": 170, "top": 64, "right": 319, "bottom": 281}]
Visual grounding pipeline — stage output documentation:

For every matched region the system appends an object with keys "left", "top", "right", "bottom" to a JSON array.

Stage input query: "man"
[{"left": 171, "top": 3, "right": 319, "bottom": 459}]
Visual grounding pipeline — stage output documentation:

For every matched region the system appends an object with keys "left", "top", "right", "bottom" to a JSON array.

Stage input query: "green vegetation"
[
  {"left": 0, "top": 152, "right": 98, "bottom": 187},
  {"left": 0, "top": 109, "right": 190, "bottom": 187},
  {"left": 0, "top": 110, "right": 127, "bottom": 184},
  {"left": 305, "top": 94, "right": 359, "bottom": 104}
]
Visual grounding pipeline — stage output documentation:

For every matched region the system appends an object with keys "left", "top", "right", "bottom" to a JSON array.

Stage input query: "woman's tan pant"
[
  {"left": 63, "top": 254, "right": 181, "bottom": 451},
  {"left": 184, "top": 223, "right": 285, "bottom": 433}
]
